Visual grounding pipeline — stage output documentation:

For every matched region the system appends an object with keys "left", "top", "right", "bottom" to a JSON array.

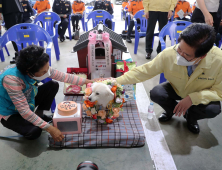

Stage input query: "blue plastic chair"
[
  {"left": 85, "top": 10, "right": 115, "bottom": 31},
  {"left": 159, "top": 20, "right": 192, "bottom": 83},
  {"left": 34, "top": 12, "right": 61, "bottom": 61},
  {"left": 81, "top": 11, "right": 86, "bottom": 31},
  {"left": 67, "top": 15, "right": 73, "bottom": 41},
  {"left": 133, "top": 10, "right": 158, "bottom": 54},
  {"left": 32, "top": 8, "right": 37, "bottom": 16},
  {"left": 0, "top": 23, "right": 56, "bottom": 112},
  {"left": 85, "top": 6, "right": 94, "bottom": 18},
  {"left": 0, "top": 37, "right": 10, "bottom": 62}
]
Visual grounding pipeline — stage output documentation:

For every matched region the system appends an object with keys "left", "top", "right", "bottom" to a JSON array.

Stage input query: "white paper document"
[{"left": 177, "top": 9, "right": 184, "bottom": 19}]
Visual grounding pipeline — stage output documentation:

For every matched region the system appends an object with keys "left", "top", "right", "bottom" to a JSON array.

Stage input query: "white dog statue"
[{"left": 88, "top": 82, "right": 114, "bottom": 108}]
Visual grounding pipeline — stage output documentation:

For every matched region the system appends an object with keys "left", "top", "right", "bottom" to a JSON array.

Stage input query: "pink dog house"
[{"left": 73, "top": 22, "right": 127, "bottom": 79}]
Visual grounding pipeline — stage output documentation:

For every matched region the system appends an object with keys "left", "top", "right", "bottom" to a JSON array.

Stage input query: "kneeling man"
[{"left": 116, "top": 23, "right": 222, "bottom": 134}]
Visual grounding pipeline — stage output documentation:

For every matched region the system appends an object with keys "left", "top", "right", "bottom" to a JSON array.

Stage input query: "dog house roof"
[{"left": 73, "top": 24, "right": 127, "bottom": 52}]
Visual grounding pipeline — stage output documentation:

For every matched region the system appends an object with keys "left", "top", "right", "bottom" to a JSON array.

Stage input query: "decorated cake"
[{"left": 57, "top": 101, "right": 78, "bottom": 116}]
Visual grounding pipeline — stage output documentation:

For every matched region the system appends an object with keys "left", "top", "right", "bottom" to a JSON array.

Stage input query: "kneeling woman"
[{"left": 0, "top": 45, "right": 92, "bottom": 142}]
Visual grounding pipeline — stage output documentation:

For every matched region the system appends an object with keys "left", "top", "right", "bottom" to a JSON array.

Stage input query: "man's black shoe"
[
  {"left": 126, "top": 35, "right": 132, "bottom": 43},
  {"left": 41, "top": 114, "right": 53, "bottom": 122},
  {"left": 60, "top": 36, "right": 65, "bottom": 42},
  {"left": 158, "top": 112, "right": 173, "bottom": 122},
  {"left": 146, "top": 53, "right": 151, "bottom": 59},
  {"left": 185, "top": 112, "right": 200, "bottom": 134},
  {"left": 187, "top": 121, "right": 200, "bottom": 134}
]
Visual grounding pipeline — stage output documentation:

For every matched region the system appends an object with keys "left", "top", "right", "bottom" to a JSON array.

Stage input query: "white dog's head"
[{"left": 88, "top": 82, "right": 114, "bottom": 108}]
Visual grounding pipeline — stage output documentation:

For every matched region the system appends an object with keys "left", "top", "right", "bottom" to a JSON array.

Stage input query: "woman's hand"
[
  {"left": 46, "top": 125, "right": 64, "bottom": 142},
  {"left": 85, "top": 79, "right": 94, "bottom": 84},
  {"left": 92, "top": 77, "right": 114, "bottom": 82}
]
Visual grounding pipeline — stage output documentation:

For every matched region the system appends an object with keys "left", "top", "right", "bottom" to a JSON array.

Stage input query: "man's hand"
[
  {"left": 46, "top": 125, "right": 64, "bottom": 142},
  {"left": 173, "top": 95, "right": 193, "bottom": 117},
  {"left": 204, "top": 12, "right": 213, "bottom": 26},
  {"left": 63, "top": 14, "right": 67, "bottom": 18},
  {"left": 145, "top": 12, "right": 149, "bottom": 19},
  {"left": 0, "top": 14, "right": 2, "bottom": 20},
  {"left": 168, "top": 10, "right": 173, "bottom": 19}
]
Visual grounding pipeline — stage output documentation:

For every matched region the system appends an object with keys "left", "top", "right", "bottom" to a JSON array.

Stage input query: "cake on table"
[{"left": 57, "top": 101, "right": 78, "bottom": 116}]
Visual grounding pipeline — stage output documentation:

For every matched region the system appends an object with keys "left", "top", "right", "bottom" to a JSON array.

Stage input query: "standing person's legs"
[
  {"left": 145, "top": 11, "right": 158, "bottom": 58},
  {"left": 211, "top": 12, "right": 221, "bottom": 46},
  {"left": 191, "top": 8, "right": 205, "bottom": 23},
  {"left": 156, "top": 12, "right": 168, "bottom": 54}
]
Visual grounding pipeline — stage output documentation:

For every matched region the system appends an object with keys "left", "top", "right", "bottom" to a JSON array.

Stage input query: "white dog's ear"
[
  {"left": 92, "top": 82, "right": 98, "bottom": 89},
  {"left": 107, "top": 88, "right": 114, "bottom": 99}
]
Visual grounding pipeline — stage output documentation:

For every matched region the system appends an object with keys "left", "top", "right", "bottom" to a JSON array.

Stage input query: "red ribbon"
[{"left": 116, "top": 61, "right": 129, "bottom": 75}]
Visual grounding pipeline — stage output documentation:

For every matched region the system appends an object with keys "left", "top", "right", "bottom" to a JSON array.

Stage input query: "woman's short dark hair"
[
  {"left": 16, "top": 45, "right": 49, "bottom": 75},
  {"left": 178, "top": 23, "right": 216, "bottom": 58}
]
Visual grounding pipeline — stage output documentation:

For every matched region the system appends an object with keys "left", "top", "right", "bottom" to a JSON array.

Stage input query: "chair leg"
[
  {"left": 159, "top": 73, "right": 167, "bottom": 84},
  {"left": 68, "top": 23, "right": 72, "bottom": 41},
  {"left": 125, "top": 20, "right": 127, "bottom": 30},
  {"left": 51, "top": 99, "right": 56, "bottom": 113},
  {"left": 112, "top": 22, "right": 115, "bottom": 31},
  {"left": 53, "top": 37, "right": 60, "bottom": 61},
  {"left": 134, "top": 35, "right": 140, "bottom": 54},
  {"left": 0, "top": 49, "right": 5, "bottom": 62},
  {"left": 5, "top": 46, "right": 10, "bottom": 56},
  {"left": 85, "top": 23, "right": 88, "bottom": 32},
  {"left": 39, "top": 41, "right": 44, "bottom": 47},
  {"left": 81, "top": 19, "right": 85, "bottom": 31}
]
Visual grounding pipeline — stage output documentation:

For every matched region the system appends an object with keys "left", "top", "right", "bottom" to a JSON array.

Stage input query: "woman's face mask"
[{"left": 32, "top": 67, "right": 51, "bottom": 81}]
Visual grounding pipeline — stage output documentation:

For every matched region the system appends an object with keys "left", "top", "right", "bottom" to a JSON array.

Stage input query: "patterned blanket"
[{"left": 48, "top": 96, "right": 145, "bottom": 148}]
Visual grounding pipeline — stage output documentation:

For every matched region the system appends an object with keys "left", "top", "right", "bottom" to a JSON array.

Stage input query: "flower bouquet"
[{"left": 82, "top": 79, "right": 125, "bottom": 124}]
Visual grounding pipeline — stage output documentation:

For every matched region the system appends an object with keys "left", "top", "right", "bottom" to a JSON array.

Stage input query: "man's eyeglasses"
[{"left": 173, "top": 45, "right": 195, "bottom": 62}]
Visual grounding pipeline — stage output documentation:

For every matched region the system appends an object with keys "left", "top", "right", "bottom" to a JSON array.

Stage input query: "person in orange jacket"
[
  {"left": 174, "top": 0, "right": 192, "bottom": 21},
  {"left": 122, "top": 0, "right": 128, "bottom": 20},
  {"left": 126, "top": 0, "right": 144, "bottom": 43},
  {"left": 71, "top": 0, "right": 85, "bottom": 32},
  {"left": 33, "top": 0, "right": 50, "bottom": 14}
]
